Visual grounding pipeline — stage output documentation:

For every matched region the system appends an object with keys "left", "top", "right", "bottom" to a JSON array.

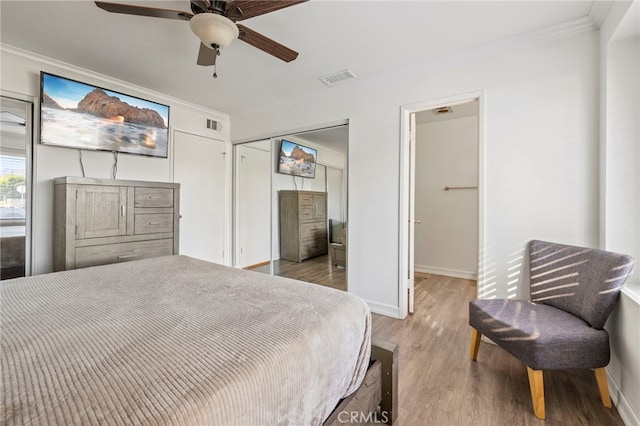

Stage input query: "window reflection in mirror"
[{"left": 1, "top": 96, "right": 32, "bottom": 280}]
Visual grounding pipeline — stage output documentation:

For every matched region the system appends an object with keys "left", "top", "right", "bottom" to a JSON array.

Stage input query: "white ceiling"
[{"left": 1, "top": 0, "right": 602, "bottom": 119}]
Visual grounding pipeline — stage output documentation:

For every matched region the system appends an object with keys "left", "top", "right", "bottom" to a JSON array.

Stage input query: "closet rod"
[{"left": 443, "top": 186, "right": 478, "bottom": 191}]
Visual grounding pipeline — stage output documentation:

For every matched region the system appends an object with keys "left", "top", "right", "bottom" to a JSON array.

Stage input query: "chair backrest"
[{"left": 528, "top": 240, "right": 635, "bottom": 329}]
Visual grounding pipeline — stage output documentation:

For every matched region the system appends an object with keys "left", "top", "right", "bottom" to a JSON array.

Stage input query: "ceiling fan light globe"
[{"left": 189, "top": 13, "right": 239, "bottom": 49}]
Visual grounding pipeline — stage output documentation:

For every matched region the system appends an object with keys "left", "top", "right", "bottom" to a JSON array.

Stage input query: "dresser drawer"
[
  {"left": 134, "top": 213, "right": 173, "bottom": 235},
  {"left": 135, "top": 188, "right": 174, "bottom": 208},
  {"left": 75, "top": 239, "right": 173, "bottom": 268},
  {"left": 299, "top": 207, "right": 314, "bottom": 222},
  {"left": 300, "top": 238, "right": 327, "bottom": 259},
  {"left": 298, "top": 193, "right": 314, "bottom": 206},
  {"left": 300, "top": 221, "right": 325, "bottom": 239}
]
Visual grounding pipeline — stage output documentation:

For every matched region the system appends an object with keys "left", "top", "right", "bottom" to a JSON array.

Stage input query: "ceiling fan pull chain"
[{"left": 212, "top": 48, "right": 221, "bottom": 78}]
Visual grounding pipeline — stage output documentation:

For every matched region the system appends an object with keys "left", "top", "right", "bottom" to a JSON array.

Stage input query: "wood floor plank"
[
  {"left": 249, "top": 255, "right": 346, "bottom": 291},
  {"left": 371, "top": 274, "right": 624, "bottom": 426}
]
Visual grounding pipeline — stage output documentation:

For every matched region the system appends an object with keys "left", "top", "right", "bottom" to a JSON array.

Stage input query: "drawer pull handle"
[
  {"left": 148, "top": 222, "right": 162, "bottom": 226},
  {"left": 117, "top": 254, "right": 142, "bottom": 259},
  {"left": 148, "top": 196, "right": 162, "bottom": 199}
]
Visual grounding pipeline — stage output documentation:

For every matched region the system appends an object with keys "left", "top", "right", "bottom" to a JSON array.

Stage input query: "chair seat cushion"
[{"left": 469, "top": 299, "right": 610, "bottom": 370}]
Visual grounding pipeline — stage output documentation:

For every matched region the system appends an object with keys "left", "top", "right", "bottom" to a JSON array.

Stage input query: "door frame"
[{"left": 399, "top": 90, "right": 485, "bottom": 318}]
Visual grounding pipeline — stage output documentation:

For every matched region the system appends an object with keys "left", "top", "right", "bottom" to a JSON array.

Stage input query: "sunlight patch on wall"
[{"left": 506, "top": 248, "right": 525, "bottom": 299}]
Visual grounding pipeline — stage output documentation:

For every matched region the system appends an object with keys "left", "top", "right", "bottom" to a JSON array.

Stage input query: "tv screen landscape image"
[
  {"left": 278, "top": 140, "right": 317, "bottom": 179},
  {"left": 39, "top": 72, "right": 170, "bottom": 158}
]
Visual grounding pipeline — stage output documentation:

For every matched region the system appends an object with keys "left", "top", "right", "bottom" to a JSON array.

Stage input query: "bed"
[{"left": 1, "top": 255, "right": 396, "bottom": 425}]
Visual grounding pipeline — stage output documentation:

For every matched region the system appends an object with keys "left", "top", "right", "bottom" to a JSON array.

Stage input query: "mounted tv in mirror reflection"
[
  {"left": 39, "top": 72, "right": 170, "bottom": 158},
  {"left": 278, "top": 139, "right": 317, "bottom": 179}
]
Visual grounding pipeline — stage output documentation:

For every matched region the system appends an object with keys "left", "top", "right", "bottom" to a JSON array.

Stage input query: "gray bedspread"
[{"left": 1, "top": 255, "right": 371, "bottom": 425}]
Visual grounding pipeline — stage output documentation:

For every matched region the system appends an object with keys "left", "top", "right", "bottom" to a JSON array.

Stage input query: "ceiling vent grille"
[{"left": 319, "top": 69, "right": 357, "bottom": 86}]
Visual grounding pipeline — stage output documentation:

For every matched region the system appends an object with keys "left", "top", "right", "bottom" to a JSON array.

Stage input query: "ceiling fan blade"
[
  {"left": 197, "top": 43, "right": 217, "bottom": 66},
  {"left": 226, "top": 0, "right": 307, "bottom": 21},
  {"left": 95, "top": 1, "right": 193, "bottom": 21},
  {"left": 237, "top": 24, "right": 298, "bottom": 62}
]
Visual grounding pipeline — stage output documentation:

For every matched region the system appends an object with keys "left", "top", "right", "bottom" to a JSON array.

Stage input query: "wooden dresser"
[
  {"left": 279, "top": 190, "right": 327, "bottom": 263},
  {"left": 54, "top": 177, "right": 180, "bottom": 271}
]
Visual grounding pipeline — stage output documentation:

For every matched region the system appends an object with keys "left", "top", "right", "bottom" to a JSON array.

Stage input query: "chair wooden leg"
[
  {"left": 594, "top": 368, "right": 612, "bottom": 408},
  {"left": 469, "top": 328, "right": 481, "bottom": 360},
  {"left": 527, "top": 367, "right": 545, "bottom": 420}
]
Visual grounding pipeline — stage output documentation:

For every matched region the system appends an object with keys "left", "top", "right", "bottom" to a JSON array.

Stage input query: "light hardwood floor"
[
  {"left": 248, "top": 255, "right": 346, "bottom": 291},
  {"left": 372, "top": 273, "right": 624, "bottom": 425}
]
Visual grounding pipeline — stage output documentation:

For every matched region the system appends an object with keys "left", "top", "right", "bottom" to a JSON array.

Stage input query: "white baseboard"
[
  {"left": 365, "top": 299, "right": 400, "bottom": 318},
  {"left": 607, "top": 368, "right": 640, "bottom": 426},
  {"left": 415, "top": 265, "right": 477, "bottom": 280}
]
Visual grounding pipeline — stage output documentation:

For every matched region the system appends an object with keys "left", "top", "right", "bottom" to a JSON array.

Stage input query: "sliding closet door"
[
  {"left": 0, "top": 96, "right": 33, "bottom": 279},
  {"left": 235, "top": 141, "right": 271, "bottom": 269},
  {"left": 173, "top": 131, "right": 225, "bottom": 264}
]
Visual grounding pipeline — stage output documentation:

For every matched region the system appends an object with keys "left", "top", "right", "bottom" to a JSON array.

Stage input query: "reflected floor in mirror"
[{"left": 248, "top": 255, "right": 346, "bottom": 292}]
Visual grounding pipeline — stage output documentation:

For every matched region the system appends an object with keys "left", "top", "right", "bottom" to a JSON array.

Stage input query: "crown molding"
[
  {"left": 588, "top": 0, "right": 614, "bottom": 29},
  {"left": 488, "top": 15, "right": 599, "bottom": 52},
  {"left": 0, "top": 43, "right": 230, "bottom": 120}
]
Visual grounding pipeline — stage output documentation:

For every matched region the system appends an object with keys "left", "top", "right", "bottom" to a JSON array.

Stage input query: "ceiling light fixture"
[
  {"left": 434, "top": 106, "right": 453, "bottom": 115},
  {"left": 189, "top": 13, "right": 239, "bottom": 78}
]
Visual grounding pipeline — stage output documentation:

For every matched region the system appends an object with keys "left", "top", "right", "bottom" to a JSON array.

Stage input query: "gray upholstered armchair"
[{"left": 468, "top": 240, "right": 635, "bottom": 419}]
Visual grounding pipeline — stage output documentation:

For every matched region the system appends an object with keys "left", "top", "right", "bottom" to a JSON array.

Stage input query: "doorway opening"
[{"left": 400, "top": 92, "right": 484, "bottom": 317}]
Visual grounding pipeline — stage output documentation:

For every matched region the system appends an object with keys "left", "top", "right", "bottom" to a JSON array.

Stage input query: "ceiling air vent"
[{"left": 319, "top": 69, "right": 357, "bottom": 87}]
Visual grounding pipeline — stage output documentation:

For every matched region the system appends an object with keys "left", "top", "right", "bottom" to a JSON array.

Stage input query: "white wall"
[
  {"left": 0, "top": 46, "right": 231, "bottom": 274},
  {"left": 599, "top": 1, "right": 640, "bottom": 424},
  {"left": 231, "top": 29, "right": 599, "bottom": 316},
  {"left": 604, "top": 30, "right": 640, "bottom": 290},
  {"left": 415, "top": 116, "right": 478, "bottom": 279}
]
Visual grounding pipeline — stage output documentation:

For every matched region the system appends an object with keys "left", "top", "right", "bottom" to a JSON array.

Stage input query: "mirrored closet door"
[
  {"left": 233, "top": 125, "right": 348, "bottom": 291},
  {"left": 0, "top": 96, "right": 33, "bottom": 280}
]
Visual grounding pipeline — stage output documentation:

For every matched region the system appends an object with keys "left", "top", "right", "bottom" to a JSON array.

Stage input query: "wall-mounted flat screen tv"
[
  {"left": 39, "top": 72, "right": 170, "bottom": 158},
  {"left": 278, "top": 139, "right": 317, "bottom": 179}
]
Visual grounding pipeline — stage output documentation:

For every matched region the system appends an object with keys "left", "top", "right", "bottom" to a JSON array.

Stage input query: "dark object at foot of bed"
[{"left": 325, "top": 338, "right": 398, "bottom": 425}]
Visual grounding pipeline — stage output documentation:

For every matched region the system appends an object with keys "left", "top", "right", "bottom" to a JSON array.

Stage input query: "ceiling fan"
[{"left": 95, "top": 0, "right": 307, "bottom": 77}]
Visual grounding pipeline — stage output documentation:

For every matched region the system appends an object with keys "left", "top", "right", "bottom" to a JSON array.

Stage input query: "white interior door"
[
  {"left": 173, "top": 131, "right": 225, "bottom": 264},
  {"left": 236, "top": 142, "right": 271, "bottom": 268},
  {"left": 408, "top": 113, "right": 416, "bottom": 313}
]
